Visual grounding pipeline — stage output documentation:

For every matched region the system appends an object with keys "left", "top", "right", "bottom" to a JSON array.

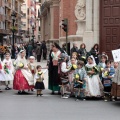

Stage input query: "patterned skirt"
[{"left": 13, "top": 70, "right": 34, "bottom": 90}]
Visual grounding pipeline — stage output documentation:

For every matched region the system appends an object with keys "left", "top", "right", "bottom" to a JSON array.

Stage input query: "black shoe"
[
  {"left": 40, "top": 94, "right": 43, "bottom": 96},
  {"left": 5, "top": 87, "right": 11, "bottom": 90},
  {"left": 18, "top": 91, "right": 22, "bottom": 94},
  {"left": 22, "top": 91, "right": 27, "bottom": 94},
  {"left": 51, "top": 91, "right": 55, "bottom": 95}
]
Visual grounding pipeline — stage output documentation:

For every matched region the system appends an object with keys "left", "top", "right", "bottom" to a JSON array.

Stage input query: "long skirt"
[
  {"left": 48, "top": 66, "right": 60, "bottom": 92},
  {"left": 13, "top": 70, "right": 34, "bottom": 90},
  {"left": 85, "top": 75, "right": 103, "bottom": 97},
  {"left": 111, "top": 82, "right": 120, "bottom": 97}
]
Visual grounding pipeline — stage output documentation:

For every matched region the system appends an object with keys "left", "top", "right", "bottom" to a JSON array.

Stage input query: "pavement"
[{"left": 0, "top": 61, "right": 120, "bottom": 120}]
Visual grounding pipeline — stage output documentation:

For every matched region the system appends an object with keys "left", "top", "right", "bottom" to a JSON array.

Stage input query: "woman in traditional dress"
[
  {"left": 48, "top": 43, "right": 62, "bottom": 94},
  {"left": 85, "top": 56, "right": 103, "bottom": 97},
  {"left": 2, "top": 53, "right": 14, "bottom": 90},
  {"left": 13, "top": 50, "right": 34, "bottom": 94}
]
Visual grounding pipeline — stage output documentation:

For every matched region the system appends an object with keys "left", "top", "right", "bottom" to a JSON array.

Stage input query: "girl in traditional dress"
[
  {"left": 2, "top": 53, "right": 14, "bottom": 90},
  {"left": 28, "top": 56, "right": 36, "bottom": 91},
  {"left": 13, "top": 50, "right": 34, "bottom": 94},
  {"left": 34, "top": 65, "right": 45, "bottom": 96},
  {"left": 0, "top": 58, "right": 6, "bottom": 91},
  {"left": 48, "top": 43, "right": 62, "bottom": 94},
  {"left": 85, "top": 56, "right": 103, "bottom": 97}
]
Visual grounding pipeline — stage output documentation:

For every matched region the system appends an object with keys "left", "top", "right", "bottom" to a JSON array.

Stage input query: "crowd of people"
[
  {"left": 0, "top": 41, "right": 120, "bottom": 102},
  {"left": 48, "top": 42, "right": 120, "bottom": 101},
  {"left": 0, "top": 41, "right": 47, "bottom": 61}
]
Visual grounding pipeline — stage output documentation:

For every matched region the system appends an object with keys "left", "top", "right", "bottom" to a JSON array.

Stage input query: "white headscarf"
[
  {"left": 86, "top": 55, "right": 96, "bottom": 68},
  {"left": 15, "top": 50, "right": 27, "bottom": 67}
]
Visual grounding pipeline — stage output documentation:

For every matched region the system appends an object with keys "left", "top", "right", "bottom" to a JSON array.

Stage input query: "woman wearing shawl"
[
  {"left": 48, "top": 43, "right": 63, "bottom": 94},
  {"left": 13, "top": 50, "right": 34, "bottom": 94},
  {"left": 85, "top": 56, "right": 103, "bottom": 97}
]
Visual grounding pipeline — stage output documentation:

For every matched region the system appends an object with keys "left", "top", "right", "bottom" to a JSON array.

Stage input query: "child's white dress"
[
  {"left": 0, "top": 62, "right": 6, "bottom": 81},
  {"left": 2, "top": 59, "right": 14, "bottom": 81}
]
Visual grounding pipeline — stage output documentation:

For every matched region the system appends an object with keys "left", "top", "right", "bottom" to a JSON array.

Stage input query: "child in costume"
[
  {"left": 98, "top": 54, "right": 108, "bottom": 80},
  {"left": 85, "top": 55, "right": 103, "bottom": 97},
  {"left": 28, "top": 56, "right": 36, "bottom": 91},
  {"left": 74, "top": 60, "right": 87, "bottom": 101},
  {"left": 111, "top": 62, "right": 119, "bottom": 101},
  {"left": 34, "top": 65, "right": 45, "bottom": 96},
  {"left": 2, "top": 53, "right": 14, "bottom": 90},
  {"left": 68, "top": 57, "right": 77, "bottom": 96},
  {"left": 58, "top": 53, "right": 70, "bottom": 98},
  {"left": 102, "top": 60, "right": 115, "bottom": 101}
]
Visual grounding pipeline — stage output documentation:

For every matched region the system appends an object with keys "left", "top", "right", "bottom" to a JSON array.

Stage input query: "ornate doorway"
[{"left": 100, "top": 0, "right": 120, "bottom": 59}]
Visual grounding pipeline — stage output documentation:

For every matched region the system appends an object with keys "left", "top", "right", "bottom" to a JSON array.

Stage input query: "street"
[{"left": 0, "top": 61, "right": 119, "bottom": 120}]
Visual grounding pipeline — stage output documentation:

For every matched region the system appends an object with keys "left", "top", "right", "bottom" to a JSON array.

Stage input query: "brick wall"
[
  {"left": 53, "top": 6, "right": 59, "bottom": 39},
  {"left": 59, "top": 0, "right": 77, "bottom": 37}
]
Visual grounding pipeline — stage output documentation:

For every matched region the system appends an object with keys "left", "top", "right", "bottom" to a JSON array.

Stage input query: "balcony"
[
  {"left": 5, "top": 15, "right": 11, "bottom": 22},
  {"left": 0, "top": 14, "right": 5, "bottom": 21},
  {"left": 0, "top": 29, "right": 10, "bottom": 34}
]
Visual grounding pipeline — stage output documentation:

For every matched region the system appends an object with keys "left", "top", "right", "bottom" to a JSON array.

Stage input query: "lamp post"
[
  {"left": 11, "top": 12, "right": 16, "bottom": 46},
  {"left": 32, "top": 25, "right": 35, "bottom": 47}
]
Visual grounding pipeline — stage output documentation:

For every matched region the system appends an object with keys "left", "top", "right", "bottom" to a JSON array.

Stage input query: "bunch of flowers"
[
  {"left": 70, "top": 64, "right": 77, "bottom": 70},
  {"left": 4, "top": 63, "right": 9, "bottom": 74},
  {"left": 18, "top": 62, "right": 24, "bottom": 68},
  {"left": 103, "top": 69, "right": 109, "bottom": 77},
  {"left": 38, "top": 72, "right": 43, "bottom": 76}
]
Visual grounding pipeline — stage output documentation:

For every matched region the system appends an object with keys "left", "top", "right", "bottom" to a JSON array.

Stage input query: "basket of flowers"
[{"left": 4, "top": 63, "right": 9, "bottom": 74}]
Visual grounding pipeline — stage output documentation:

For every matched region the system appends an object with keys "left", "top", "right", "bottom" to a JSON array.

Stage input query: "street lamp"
[
  {"left": 11, "top": 11, "right": 16, "bottom": 46},
  {"left": 32, "top": 25, "right": 35, "bottom": 47}
]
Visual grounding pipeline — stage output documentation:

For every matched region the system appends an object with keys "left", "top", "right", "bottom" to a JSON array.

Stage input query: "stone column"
[
  {"left": 86, "top": 0, "right": 93, "bottom": 31},
  {"left": 93, "top": 0, "right": 100, "bottom": 44},
  {"left": 83, "top": 0, "right": 94, "bottom": 51}
]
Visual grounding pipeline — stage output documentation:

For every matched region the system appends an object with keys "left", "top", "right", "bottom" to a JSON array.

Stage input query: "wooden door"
[{"left": 100, "top": 0, "right": 120, "bottom": 59}]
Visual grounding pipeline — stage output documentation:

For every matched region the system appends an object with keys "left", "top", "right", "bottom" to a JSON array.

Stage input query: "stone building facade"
[{"left": 40, "top": 0, "right": 120, "bottom": 58}]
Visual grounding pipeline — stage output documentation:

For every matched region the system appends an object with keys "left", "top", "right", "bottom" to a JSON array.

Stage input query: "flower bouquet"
[
  {"left": 18, "top": 62, "right": 24, "bottom": 69},
  {"left": 74, "top": 74, "right": 83, "bottom": 88},
  {"left": 93, "top": 66, "right": 99, "bottom": 73},
  {"left": 38, "top": 72, "right": 43, "bottom": 76},
  {"left": 4, "top": 63, "right": 9, "bottom": 74},
  {"left": 103, "top": 69, "right": 109, "bottom": 77},
  {"left": 70, "top": 64, "right": 77, "bottom": 70}
]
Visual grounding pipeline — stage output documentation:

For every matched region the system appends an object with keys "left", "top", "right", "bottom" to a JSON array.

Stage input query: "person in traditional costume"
[
  {"left": 0, "top": 58, "right": 6, "bottom": 91},
  {"left": 111, "top": 62, "right": 119, "bottom": 101},
  {"left": 58, "top": 53, "right": 70, "bottom": 98},
  {"left": 98, "top": 54, "right": 108, "bottom": 80},
  {"left": 2, "top": 53, "right": 14, "bottom": 90},
  {"left": 27, "top": 56, "right": 36, "bottom": 91},
  {"left": 68, "top": 57, "right": 77, "bottom": 96},
  {"left": 74, "top": 60, "right": 87, "bottom": 101},
  {"left": 34, "top": 65, "right": 45, "bottom": 96},
  {"left": 48, "top": 43, "right": 62, "bottom": 94},
  {"left": 13, "top": 50, "right": 34, "bottom": 94},
  {"left": 85, "top": 55, "right": 103, "bottom": 97},
  {"left": 102, "top": 60, "right": 115, "bottom": 101}
]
